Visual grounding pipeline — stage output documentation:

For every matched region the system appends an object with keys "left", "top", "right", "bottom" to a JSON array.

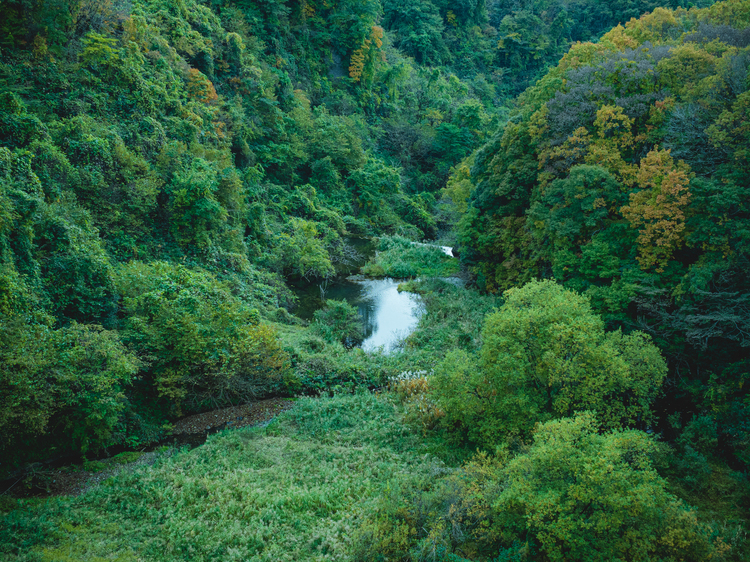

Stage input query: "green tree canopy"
[
  {"left": 114, "top": 261, "right": 291, "bottom": 415},
  {"left": 449, "top": 413, "right": 718, "bottom": 561},
  {"left": 432, "top": 280, "right": 667, "bottom": 446}
]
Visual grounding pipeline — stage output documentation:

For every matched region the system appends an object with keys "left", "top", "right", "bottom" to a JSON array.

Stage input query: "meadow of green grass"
[
  {"left": 361, "top": 236, "right": 459, "bottom": 279},
  {"left": 0, "top": 393, "right": 446, "bottom": 562}
]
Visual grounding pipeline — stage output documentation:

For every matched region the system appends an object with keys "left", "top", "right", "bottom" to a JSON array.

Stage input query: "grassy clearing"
[
  {"left": 0, "top": 393, "right": 446, "bottom": 562},
  {"left": 361, "top": 236, "right": 459, "bottom": 278}
]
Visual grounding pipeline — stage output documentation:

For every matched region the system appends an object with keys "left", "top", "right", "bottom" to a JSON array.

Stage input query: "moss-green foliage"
[
  {"left": 356, "top": 412, "right": 742, "bottom": 561},
  {"left": 278, "top": 279, "right": 499, "bottom": 397},
  {"left": 0, "top": 319, "right": 140, "bottom": 471},
  {"left": 312, "top": 299, "right": 364, "bottom": 347},
  {"left": 430, "top": 280, "right": 667, "bottom": 447},
  {"left": 401, "top": 278, "right": 501, "bottom": 355},
  {"left": 115, "top": 261, "right": 292, "bottom": 415},
  {"left": 82, "top": 452, "right": 144, "bottom": 472},
  {"left": 362, "top": 235, "right": 459, "bottom": 278},
  {"left": 0, "top": 393, "right": 446, "bottom": 562},
  {"left": 277, "top": 322, "right": 397, "bottom": 395},
  {"left": 459, "top": 0, "right": 750, "bottom": 473},
  {"left": 268, "top": 278, "right": 498, "bottom": 405},
  {"left": 2, "top": 0, "right": 748, "bottom": 557}
]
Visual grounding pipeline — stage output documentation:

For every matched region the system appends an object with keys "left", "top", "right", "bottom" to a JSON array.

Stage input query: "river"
[
  {"left": 293, "top": 275, "right": 422, "bottom": 353},
  {"left": 291, "top": 237, "right": 455, "bottom": 352}
]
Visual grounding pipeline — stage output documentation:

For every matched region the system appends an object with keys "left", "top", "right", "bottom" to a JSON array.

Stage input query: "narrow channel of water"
[
  {"left": 292, "top": 276, "right": 422, "bottom": 353},
  {"left": 292, "top": 237, "right": 456, "bottom": 353}
]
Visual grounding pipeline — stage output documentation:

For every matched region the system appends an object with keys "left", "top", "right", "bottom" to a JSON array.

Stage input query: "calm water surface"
[
  {"left": 292, "top": 237, "right": 460, "bottom": 353},
  {"left": 293, "top": 276, "right": 422, "bottom": 353}
]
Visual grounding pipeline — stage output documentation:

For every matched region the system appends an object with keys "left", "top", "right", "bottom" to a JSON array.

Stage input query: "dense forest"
[{"left": 1, "top": 0, "right": 749, "bottom": 560}]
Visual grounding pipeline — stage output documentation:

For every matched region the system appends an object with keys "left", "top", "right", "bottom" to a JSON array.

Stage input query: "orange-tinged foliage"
[
  {"left": 349, "top": 26, "right": 384, "bottom": 82},
  {"left": 372, "top": 25, "right": 384, "bottom": 49},
  {"left": 349, "top": 44, "right": 368, "bottom": 82},
  {"left": 540, "top": 106, "right": 638, "bottom": 183},
  {"left": 389, "top": 371, "right": 445, "bottom": 433},
  {"left": 186, "top": 68, "right": 218, "bottom": 104},
  {"left": 621, "top": 149, "right": 692, "bottom": 272}
]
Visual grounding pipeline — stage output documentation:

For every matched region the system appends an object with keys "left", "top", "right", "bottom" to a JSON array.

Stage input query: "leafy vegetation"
[
  {"left": 115, "top": 261, "right": 293, "bottom": 415},
  {"left": 2, "top": 0, "right": 750, "bottom": 560},
  {"left": 361, "top": 235, "right": 459, "bottom": 278},
  {"left": 0, "top": 393, "right": 447, "bottom": 562},
  {"left": 457, "top": 0, "right": 750, "bottom": 482},
  {"left": 431, "top": 280, "right": 667, "bottom": 447},
  {"left": 312, "top": 299, "right": 364, "bottom": 347},
  {"left": 356, "top": 412, "right": 738, "bottom": 561}
]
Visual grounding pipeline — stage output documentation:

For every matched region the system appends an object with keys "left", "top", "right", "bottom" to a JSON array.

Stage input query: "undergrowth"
[
  {"left": 0, "top": 393, "right": 446, "bottom": 562},
  {"left": 361, "top": 236, "right": 459, "bottom": 278}
]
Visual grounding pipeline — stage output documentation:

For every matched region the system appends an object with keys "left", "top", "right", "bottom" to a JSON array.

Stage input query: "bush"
[
  {"left": 487, "top": 414, "right": 714, "bottom": 561},
  {"left": 312, "top": 299, "right": 364, "bottom": 347},
  {"left": 388, "top": 370, "right": 444, "bottom": 433},
  {"left": 449, "top": 414, "right": 720, "bottom": 561},
  {"left": 431, "top": 280, "right": 667, "bottom": 447},
  {"left": 357, "top": 413, "right": 733, "bottom": 562},
  {"left": 115, "top": 262, "right": 292, "bottom": 415},
  {"left": 0, "top": 317, "right": 139, "bottom": 473}
]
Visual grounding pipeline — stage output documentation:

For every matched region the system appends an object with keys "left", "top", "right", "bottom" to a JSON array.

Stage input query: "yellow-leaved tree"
[
  {"left": 349, "top": 26, "right": 384, "bottom": 85},
  {"left": 621, "top": 148, "right": 692, "bottom": 272}
]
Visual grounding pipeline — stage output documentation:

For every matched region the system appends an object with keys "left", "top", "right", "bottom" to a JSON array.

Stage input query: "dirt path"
[
  {"left": 17, "top": 398, "right": 294, "bottom": 498},
  {"left": 170, "top": 397, "right": 293, "bottom": 434}
]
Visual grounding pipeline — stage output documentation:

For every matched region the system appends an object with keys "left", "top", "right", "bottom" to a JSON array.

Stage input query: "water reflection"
[
  {"left": 357, "top": 279, "right": 420, "bottom": 352},
  {"left": 293, "top": 277, "right": 422, "bottom": 353}
]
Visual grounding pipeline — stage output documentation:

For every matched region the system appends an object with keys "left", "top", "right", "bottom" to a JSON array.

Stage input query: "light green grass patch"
[
  {"left": 0, "top": 393, "right": 445, "bottom": 562},
  {"left": 361, "top": 236, "right": 459, "bottom": 279}
]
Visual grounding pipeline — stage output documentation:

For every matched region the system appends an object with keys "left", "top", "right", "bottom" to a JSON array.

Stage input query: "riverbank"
[
  {"left": 0, "top": 398, "right": 294, "bottom": 499},
  {"left": 360, "top": 235, "right": 459, "bottom": 279}
]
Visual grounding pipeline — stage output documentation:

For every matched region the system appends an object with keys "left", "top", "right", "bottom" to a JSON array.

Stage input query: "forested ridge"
[
  {"left": 1, "top": 0, "right": 749, "bottom": 560},
  {"left": 459, "top": 0, "right": 750, "bottom": 475}
]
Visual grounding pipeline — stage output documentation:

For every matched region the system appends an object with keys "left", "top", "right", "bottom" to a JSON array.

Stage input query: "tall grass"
[
  {"left": 361, "top": 236, "right": 459, "bottom": 278},
  {"left": 0, "top": 393, "right": 446, "bottom": 562}
]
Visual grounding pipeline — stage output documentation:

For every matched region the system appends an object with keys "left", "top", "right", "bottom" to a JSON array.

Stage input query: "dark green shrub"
[
  {"left": 115, "top": 262, "right": 292, "bottom": 415},
  {"left": 312, "top": 299, "right": 364, "bottom": 347},
  {"left": 0, "top": 317, "right": 139, "bottom": 473}
]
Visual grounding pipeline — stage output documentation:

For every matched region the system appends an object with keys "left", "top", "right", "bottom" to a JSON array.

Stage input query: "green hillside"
[
  {"left": 458, "top": 0, "right": 750, "bottom": 481},
  {"left": 1, "top": 0, "right": 749, "bottom": 560}
]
